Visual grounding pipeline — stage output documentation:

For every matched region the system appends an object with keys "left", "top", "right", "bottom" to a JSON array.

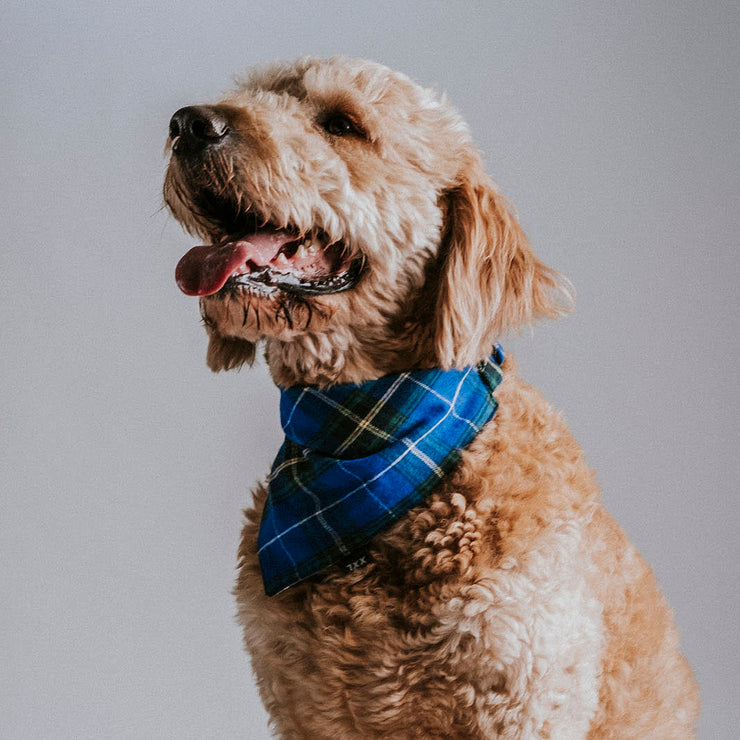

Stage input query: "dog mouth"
[{"left": 175, "top": 226, "right": 364, "bottom": 297}]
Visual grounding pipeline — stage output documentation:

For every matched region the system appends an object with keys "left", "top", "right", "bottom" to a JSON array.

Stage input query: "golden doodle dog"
[{"left": 165, "top": 56, "right": 699, "bottom": 738}]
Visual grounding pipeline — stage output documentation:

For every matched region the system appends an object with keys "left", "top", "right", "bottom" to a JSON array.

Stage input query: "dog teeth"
[
  {"left": 296, "top": 245, "right": 308, "bottom": 259},
  {"left": 275, "top": 252, "right": 290, "bottom": 265},
  {"left": 306, "top": 242, "right": 318, "bottom": 254}
]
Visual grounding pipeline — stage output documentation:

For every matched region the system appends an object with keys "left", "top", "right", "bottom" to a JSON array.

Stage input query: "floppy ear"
[
  {"left": 434, "top": 155, "right": 574, "bottom": 368},
  {"left": 205, "top": 326, "right": 256, "bottom": 372}
]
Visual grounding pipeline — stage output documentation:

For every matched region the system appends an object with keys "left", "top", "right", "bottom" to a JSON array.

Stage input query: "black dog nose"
[{"left": 169, "top": 106, "right": 230, "bottom": 153}]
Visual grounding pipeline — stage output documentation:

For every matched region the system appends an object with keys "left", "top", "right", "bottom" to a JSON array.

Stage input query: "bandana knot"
[{"left": 258, "top": 346, "right": 504, "bottom": 595}]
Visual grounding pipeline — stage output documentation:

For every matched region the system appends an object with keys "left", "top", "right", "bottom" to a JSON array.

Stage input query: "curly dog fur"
[{"left": 165, "top": 56, "right": 699, "bottom": 738}]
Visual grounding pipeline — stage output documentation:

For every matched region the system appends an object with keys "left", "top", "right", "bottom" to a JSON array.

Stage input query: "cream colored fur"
[{"left": 165, "top": 56, "right": 699, "bottom": 738}]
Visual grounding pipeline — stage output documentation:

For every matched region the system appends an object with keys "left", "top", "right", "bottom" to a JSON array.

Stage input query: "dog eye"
[{"left": 321, "top": 113, "right": 362, "bottom": 138}]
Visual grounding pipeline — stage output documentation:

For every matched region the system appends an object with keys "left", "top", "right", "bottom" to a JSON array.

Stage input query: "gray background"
[{"left": 2, "top": 1, "right": 737, "bottom": 738}]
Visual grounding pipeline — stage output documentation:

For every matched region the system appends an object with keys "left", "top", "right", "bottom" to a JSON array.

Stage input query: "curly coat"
[{"left": 165, "top": 56, "right": 699, "bottom": 738}]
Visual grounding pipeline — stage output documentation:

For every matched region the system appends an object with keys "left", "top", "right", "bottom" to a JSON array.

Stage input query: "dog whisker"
[{"left": 279, "top": 301, "right": 293, "bottom": 330}]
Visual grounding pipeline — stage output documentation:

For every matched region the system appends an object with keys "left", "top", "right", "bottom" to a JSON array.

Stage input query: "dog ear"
[
  {"left": 434, "top": 155, "right": 574, "bottom": 367},
  {"left": 205, "top": 329, "right": 256, "bottom": 372}
]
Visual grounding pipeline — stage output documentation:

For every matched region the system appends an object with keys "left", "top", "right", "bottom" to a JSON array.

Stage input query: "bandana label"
[
  {"left": 258, "top": 347, "right": 504, "bottom": 595},
  {"left": 342, "top": 551, "right": 372, "bottom": 573}
]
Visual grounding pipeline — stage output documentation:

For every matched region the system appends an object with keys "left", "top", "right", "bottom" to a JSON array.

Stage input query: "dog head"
[{"left": 164, "top": 56, "right": 572, "bottom": 385}]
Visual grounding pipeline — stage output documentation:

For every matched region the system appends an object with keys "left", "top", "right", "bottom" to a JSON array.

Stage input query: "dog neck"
[{"left": 265, "top": 326, "right": 439, "bottom": 388}]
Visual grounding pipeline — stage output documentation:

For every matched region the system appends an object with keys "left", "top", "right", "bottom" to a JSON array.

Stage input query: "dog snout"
[{"left": 169, "top": 105, "right": 231, "bottom": 154}]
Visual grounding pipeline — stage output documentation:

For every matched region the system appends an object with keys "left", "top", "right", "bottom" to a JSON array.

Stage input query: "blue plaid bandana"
[{"left": 258, "top": 346, "right": 505, "bottom": 596}]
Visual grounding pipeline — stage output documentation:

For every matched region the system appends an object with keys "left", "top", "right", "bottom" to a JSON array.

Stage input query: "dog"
[{"left": 164, "top": 56, "right": 699, "bottom": 739}]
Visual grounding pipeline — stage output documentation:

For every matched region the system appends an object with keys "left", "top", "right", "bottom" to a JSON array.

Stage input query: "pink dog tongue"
[
  {"left": 175, "top": 242, "right": 248, "bottom": 296},
  {"left": 175, "top": 231, "right": 294, "bottom": 296}
]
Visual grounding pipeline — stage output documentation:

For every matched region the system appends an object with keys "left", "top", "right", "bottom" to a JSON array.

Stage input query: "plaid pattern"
[{"left": 258, "top": 346, "right": 504, "bottom": 596}]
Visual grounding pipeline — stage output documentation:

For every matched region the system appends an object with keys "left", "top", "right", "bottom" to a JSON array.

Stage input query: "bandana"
[{"left": 258, "top": 346, "right": 504, "bottom": 596}]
